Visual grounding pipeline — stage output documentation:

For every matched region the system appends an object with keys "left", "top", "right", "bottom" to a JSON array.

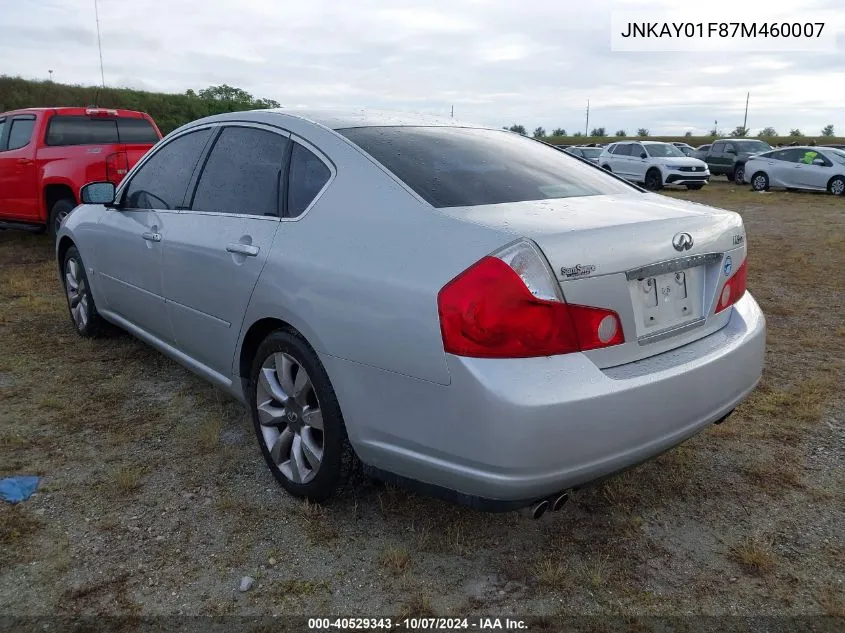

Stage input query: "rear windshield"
[
  {"left": 734, "top": 140, "right": 771, "bottom": 153},
  {"left": 46, "top": 115, "right": 159, "bottom": 146},
  {"left": 339, "top": 126, "right": 636, "bottom": 208}
]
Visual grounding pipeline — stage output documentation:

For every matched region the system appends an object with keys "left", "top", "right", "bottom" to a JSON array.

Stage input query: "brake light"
[
  {"left": 715, "top": 257, "right": 748, "bottom": 313},
  {"left": 437, "top": 240, "right": 624, "bottom": 358},
  {"left": 105, "top": 151, "right": 130, "bottom": 183},
  {"left": 86, "top": 107, "right": 118, "bottom": 117}
]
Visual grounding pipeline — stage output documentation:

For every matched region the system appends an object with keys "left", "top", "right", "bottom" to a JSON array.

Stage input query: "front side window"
[
  {"left": 631, "top": 144, "right": 646, "bottom": 158},
  {"left": 612, "top": 144, "right": 631, "bottom": 155},
  {"left": 191, "top": 126, "right": 289, "bottom": 216},
  {"left": 287, "top": 142, "right": 331, "bottom": 217},
  {"left": 123, "top": 128, "right": 211, "bottom": 210},
  {"left": 645, "top": 143, "right": 684, "bottom": 158},
  {"left": 710, "top": 143, "right": 725, "bottom": 157},
  {"left": 339, "top": 126, "right": 635, "bottom": 208},
  {"left": 828, "top": 149, "right": 845, "bottom": 166},
  {"left": 7, "top": 117, "right": 35, "bottom": 151}
]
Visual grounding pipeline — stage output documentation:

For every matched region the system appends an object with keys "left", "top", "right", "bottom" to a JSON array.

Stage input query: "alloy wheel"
[
  {"left": 830, "top": 178, "right": 845, "bottom": 195},
  {"left": 255, "top": 352, "right": 324, "bottom": 484},
  {"left": 64, "top": 258, "right": 89, "bottom": 330}
]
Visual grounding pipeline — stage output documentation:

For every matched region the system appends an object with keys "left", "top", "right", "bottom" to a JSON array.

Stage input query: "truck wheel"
[
  {"left": 49, "top": 199, "right": 76, "bottom": 241},
  {"left": 733, "top": 164, "right": 745, "bottom": 185}
]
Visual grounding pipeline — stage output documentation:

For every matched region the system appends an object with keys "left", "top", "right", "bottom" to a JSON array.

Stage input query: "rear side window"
[
  {"left": 116, "top": 118, "right": 159, "bottom": 143},
  {"left": 7, "top": 118, "right": 36, "bottom": 150},
  {"left": 613, "top": 144, "right": 632, "bottom": 156},
  {"left": 287, "top": 142, "right": 331, "bottom": 217},
  {"left": 123, "top": 128, "right": 211, "bottom": 210},
  {"left": 339, "top": 126, "right": 634, "bottom": 208},
  {"left": 191, "top": 126, "right": 289, "bottom": 216},
  {"left": 0, "top": 119, "right": 6, "bottom": 147}
]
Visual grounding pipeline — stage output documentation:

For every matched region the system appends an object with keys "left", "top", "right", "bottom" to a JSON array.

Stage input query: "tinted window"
[
  {"left": 117, "top": 118, "right": 160, "bottom": 144},
  {"left": 123, "top": 128, "right": 211, "bottom": 210},
  {"left": 46, "top": 116, "right": 118, "bottom": 145},
  {"left": 340, "top": 127, "right": 634, "bottom": 208},
  {"left": 192, "top": 126, "right": 288, "bottom": 216},
  {"left": 612, "top": 144, "right": 631, "bottom": 155},
  {"left": 0, "top": 119, "right": 6, "bottom": 147},
  {"left": 773, "top": 148, "right": 805, "bottom": 163},
  {"left": 581, "top": 148, "right": 602, "bottom": 158},
  {"left": 734, "top": 140, "right": 771, "bottom": 153},
  {"left": 710, "top": 143, "right": 724, "bottom": 157},
  {"left": 698, "top": 145, "right": 711, "bottom": 152},
  {"left": 7, "top": 118, "right": 35, "bottom": 150},
  {"left": 287, "top": 142, "right": 331, "bottom": 217},
  {"left": 632, "top": 144, "right": 646, "bottom": 157}
]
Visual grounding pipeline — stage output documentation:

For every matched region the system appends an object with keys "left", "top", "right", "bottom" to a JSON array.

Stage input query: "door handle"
[
  {"left": 226, "top": 243, "right": 260, "bottom": 257},
  {"left": 142, "top": 232, "right": 161, "bottom": 242}
]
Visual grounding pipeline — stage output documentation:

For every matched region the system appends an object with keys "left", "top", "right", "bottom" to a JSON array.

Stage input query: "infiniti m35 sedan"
[{"left": 56, "top": 110, "right": 765, "bottom": 514}]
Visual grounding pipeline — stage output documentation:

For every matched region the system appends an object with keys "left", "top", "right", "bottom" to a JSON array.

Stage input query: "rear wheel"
[
  {"left": 751, "top": 172, "right": 769, "bottom": 192},
  {"left": 644, "top": 168, "right": 663, "bottom": 190},
  {"left": 62, "top": 246, "right": 107, "bottom": 337},
  {"left": 48, "top": 199, "right": 76, "bottom": 241},
  {"left": 602, "top": 164, "right": 612, "bottom": 171},
  {"left": 249, "top": 329, "right": 356, "bottom": 502},
  {"left": 828, "top": 176, "right": 845, "bottom": 196},
  {"left": 733, "top": 164, "right": 745, "bottom": 185}
]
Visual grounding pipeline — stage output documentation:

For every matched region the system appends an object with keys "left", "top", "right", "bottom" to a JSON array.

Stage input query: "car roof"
[
  {"left": 0, "top": 107, "right": 149, "bottom": 118},
  {"left": 194, "top": 108, "right": 496, "bottom": 131}
]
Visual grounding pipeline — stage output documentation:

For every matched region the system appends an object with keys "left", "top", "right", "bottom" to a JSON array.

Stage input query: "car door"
[
  {"left": 95, "top": 126, "right": 213, "bottom": 342},
  {"left": 794, "top": 151, "right": 832, "bottom": 190},
  {"left": 768, "top": 148, "right": 804, "bottom": 187},
  {"left": 630, "top": 143, "right": 648, "bottom": 181},
  {"left": 708, "top": 142, "right": 726, "bottom": 174},
  {"left": 0, "top": 115, "right": 39, "bottom": 220},
  {"left": 609, "top": 143, "right": 630, "bottom": 176},
  {"left": 161, "top": 124, "right": 289, "bottom": 377}
]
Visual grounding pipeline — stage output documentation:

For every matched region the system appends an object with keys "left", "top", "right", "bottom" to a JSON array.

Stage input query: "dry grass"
[
  {"left": 197, "top": 416, "right": 223, "bottom": 451},
  {"left": 0, "top": 505, "right": 42, "bottom": 545},
  {"left": 299, "top": 500, "right": 341, "bottom": 544},
  {"left": 379, "top": 546, "right": 411, "bottom": 575},
  {"left": 111, "top": 465, "right": 146, "bottom": 493},
  {"left": 534, "top": 559, "right": 572, "bottom": 591},
  {"left": 398, "top": 592, "right": 436, "bottom": 618},
  {"left": 729, "top": 535, "right": 777, "bottom": 575}
]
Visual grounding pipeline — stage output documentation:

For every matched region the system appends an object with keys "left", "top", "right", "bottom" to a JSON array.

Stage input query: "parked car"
[
  {"left": 672, "top": 142, "right": 696, "bottom": 156},
  {"left": 598, "top": 141, "right": 710, "bottom": 190},
  {"left": 0, "top": 106, "right": 161, "bottom": 238},
  {"left": 697, "top": 139, "right": 772, "bottom": 185},
  {"left": 821, "top": 144, "right": 845, "bottom": 150},
  {"left": 743, "top": 146, "right": 845, "bottom": 195},
  {"left": 691, "top": 144, "right": 711, "bottom": 161},
  {"left": 563, "top": 145, "right": 603, "bottom": 164},
  {"left": 57, "top": 110, "right": 765, "bottom": 514}
]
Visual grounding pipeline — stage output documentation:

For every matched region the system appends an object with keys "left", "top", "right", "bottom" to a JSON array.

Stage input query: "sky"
[{"left": 1, "top": 0, "right": 844, "bottom": 137}]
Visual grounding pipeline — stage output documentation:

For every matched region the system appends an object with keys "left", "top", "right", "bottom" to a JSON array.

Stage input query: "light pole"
[{"left": 48, "top": 69, "right": 54, "bottom": 82}]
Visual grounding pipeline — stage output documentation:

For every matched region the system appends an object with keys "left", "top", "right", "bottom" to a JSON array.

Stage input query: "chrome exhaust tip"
[
  {"left": 550, "top": 492, "right": 570, "bottom": 512},
  {"left": 520, "top": 499, "right": 550, "bottom": 520}
]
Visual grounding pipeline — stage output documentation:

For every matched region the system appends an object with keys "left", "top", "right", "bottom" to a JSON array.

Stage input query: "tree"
[
  {"left": 758, "top": 126, "right": 777, "bottom": 137},
  {"left": 684, "top": 131, "right": 693, "bottom": 137},
  {"left": 821, "top": 124, "right": 835, "bottom": 137},
  {"left": 533, "top": 126, "right": 546, "bottom": 139},
  {"left": 508, "top": 124, "right": 527, "bottom": 135},
  {"left": 789, "top": 128, "right": 803, "bottom": 137},
  {"left": 192, "top": 84, "right": 280, "bottom": 108},
  {"left": 615, "top": 129, "right": 627, "bottom": 137},
  {"left": 709, "top": 126, "right": 719, "bottom": 136},
  {"left": 636, "top": 128, "right": 649, "bottom": 137},
  {"left": 590, "top": 127, "right": 606, "bottom": 137},
  {"left": 552, "top": 128, "right": 566, "bottom": 136},
  {"left": 730, "top": 126, "right": 749, "bottom": 137},
  {"left": 572, "top": 131, "right": 584, "bottom": 137}
]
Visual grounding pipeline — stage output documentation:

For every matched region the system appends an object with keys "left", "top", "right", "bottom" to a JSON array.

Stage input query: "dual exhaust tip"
[{"left": 521, "top": 491, "right": 570, "bottom": 519}]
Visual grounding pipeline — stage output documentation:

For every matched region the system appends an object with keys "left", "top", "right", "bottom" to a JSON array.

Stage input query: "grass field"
[{"left": 1, "top": 181, "right": 843, "bottom": 620}]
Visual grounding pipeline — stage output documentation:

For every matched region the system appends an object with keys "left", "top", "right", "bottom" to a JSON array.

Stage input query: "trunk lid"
[{"left": 440, "top": 193, "right": 748, "bottom": 367}]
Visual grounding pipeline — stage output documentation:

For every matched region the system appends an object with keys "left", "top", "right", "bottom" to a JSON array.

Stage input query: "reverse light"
[
  {"left": 437, "top": 240, "right": 624, "bottom": 358},
  {"left": 715, "top": 257, "right": 748, "bottom": 313}
]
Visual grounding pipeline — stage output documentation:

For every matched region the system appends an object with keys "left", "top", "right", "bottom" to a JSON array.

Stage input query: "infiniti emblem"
[
  {"left": 286, "top": 411, "right": 298, "bottom": 423},
  {"left": 672, "top": 232, "right": 694, "bottom": 251}
]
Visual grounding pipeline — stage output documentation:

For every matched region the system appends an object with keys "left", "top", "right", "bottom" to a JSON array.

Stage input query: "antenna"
[{"left": 94, "top": 0, "right": 105, "bottom": 88}]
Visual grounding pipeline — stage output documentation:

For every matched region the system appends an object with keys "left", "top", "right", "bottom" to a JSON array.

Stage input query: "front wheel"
[
  {"left": 828, "top": 176, "right": 845, "bottom": 196},
  {"left": 62, "top": 246, "right": 107, "bottom": 337},
  {"left": 49, "top": 199, "right": 76, "bottom": 241},
  {"left": 733, "top": 164, "right": 746, "bottom": 185},
  {"left": 249, "top": 329, "right": 356, "bottom": 502},
  {"left": 644, "top": 168, "right": 663, "bottom": 190},
  {"left": 750, "top": 172, "right": 769, "bottom": 192}
]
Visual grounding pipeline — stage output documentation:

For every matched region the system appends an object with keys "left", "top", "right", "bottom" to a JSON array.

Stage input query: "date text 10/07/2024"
[{"left": 308, "top": 617, "right": 529, "bottom": 631}]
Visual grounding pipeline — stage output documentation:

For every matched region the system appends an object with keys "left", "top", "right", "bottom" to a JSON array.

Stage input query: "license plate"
[{"left": 628, "top": 267, "right": 704, "bottom": 337}]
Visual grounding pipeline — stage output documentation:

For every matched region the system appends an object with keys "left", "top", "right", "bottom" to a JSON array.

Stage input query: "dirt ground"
[{"left": 1, "top": 181, "right": 843, "bottom": 625}]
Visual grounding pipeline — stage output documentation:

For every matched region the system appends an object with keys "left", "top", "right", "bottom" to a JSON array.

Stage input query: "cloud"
[{"left": 1, "top": 0, "right": 842, "bottom": 136}]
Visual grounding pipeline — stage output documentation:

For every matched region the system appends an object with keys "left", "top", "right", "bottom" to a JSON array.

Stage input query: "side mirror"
[
  {"left": 640, "top": 152, "right": 647, "bottom": 159},
  {"left": 80, "top": 182, "right": 116, "bottom": 205},
  {"left": 812, "top": 158, "right": 825, "bottom": 166}
]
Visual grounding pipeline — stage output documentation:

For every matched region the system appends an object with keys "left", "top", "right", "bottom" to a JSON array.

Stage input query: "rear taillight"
[
  {"left": 105, "top": 151, "right": 129, "bottom": 183},
  {"left": 715, "top": 257, "right": 748, "bottom": 313},
  {"left": 437, "top": 240, "right": 624, "bottom": 358}
]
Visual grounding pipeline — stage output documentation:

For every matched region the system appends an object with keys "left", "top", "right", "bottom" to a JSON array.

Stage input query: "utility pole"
[
  {"left": 585, "top": 99, "right": 590, "bottom": 137},
  {"left": 94, "top": 0, "right": 105, "bottom": 88},
  {"left": 451, "top": 105, "right": 454, "bottom": 118},
  {"left": 742, "top": 92, "right": 750, "bottom": 132},
  {"left": 48, "top": 69, "right": 53, "bottom": 82}
]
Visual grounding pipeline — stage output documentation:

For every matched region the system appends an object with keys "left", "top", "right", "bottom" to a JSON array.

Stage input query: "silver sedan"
[
  {"left": 56, "top": 110, "right": 765, "bottom": 515},
  {"left": 743, "top": 146, "right": 845, "bottom": 194}
]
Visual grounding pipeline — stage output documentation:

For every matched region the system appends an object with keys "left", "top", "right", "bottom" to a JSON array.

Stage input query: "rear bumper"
[{"left": 325, "top": 293, "right": 765, "bottom": 507}]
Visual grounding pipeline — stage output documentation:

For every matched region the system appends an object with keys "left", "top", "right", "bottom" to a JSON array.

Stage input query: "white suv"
[{"left": 598, "top": 141, "right": 710, "bottom": 190}]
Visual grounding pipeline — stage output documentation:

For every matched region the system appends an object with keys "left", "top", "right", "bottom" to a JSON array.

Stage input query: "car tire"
[
  {"left": 49, "top": 199, "right": 76, "bottom": 241},
  {"left": 733, "top": 164, "right": 745, "bottom": 185},
  {"left": 751, "top": 172, "right": 769, "bottom": 192},
  {"left": 602, "top": 164, "right": 612, "bottom": 171},
  {"left": 249, "top": 329, "right": 357, "bottom": 503},
  {"left": 62, "top": 246, "right": 107, "bottom": 337},
  {"left": 827, "top": 176, "right": 845, "bottom": 196},
  {"left": 686, "top": 184, "right": 704, "bottom": 190},
  {"left": 644, "top": 168, "right": 663, "bottom": 190}
]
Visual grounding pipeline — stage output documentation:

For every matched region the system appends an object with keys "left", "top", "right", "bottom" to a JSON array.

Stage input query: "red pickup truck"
[{"left": 0, "top": 107, "right": 162, "bottom": 238}]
